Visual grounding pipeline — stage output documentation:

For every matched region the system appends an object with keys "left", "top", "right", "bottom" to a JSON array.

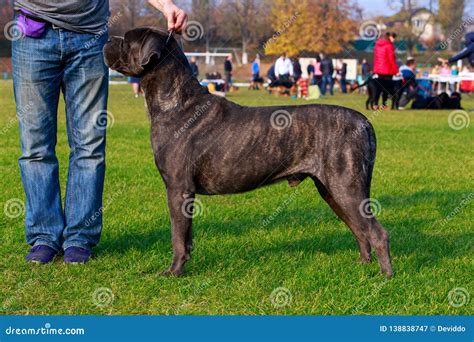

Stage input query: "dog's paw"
[
  {"left": 381, "top": 268, "right": 394, "bottom": 279},
  {"left": 359, "top": 254, "right": 372, "bottom": 264}
]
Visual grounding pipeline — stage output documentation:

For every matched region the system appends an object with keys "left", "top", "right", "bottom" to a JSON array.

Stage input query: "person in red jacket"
[
  {"left": 373, "top": 32, "right": 398, "bottom": 75},
  {"left": 373, "top": 32, "right": 399, "bottom": 108}
]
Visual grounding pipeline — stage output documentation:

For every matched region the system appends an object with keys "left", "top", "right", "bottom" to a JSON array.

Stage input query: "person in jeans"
[
  {"left": 12, "top": 0, "right": 187, "bottom": 264},
  {"left": 320, "top": 54, "right": 334, "bottom": 96},
  {"left": 339, "top": 62, "right": 347, "bottom": 93}
]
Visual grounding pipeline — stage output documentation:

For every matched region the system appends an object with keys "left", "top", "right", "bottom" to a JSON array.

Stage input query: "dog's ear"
[{"left": 138, "top": 32, "right": 163, "bottom": 70}]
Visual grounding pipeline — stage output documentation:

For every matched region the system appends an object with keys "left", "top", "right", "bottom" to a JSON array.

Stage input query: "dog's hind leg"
[
  {"left": 311, "top": 123, "right": 392, "bottom": 277},
  {"left": 162, "top": 189, "right": 194, "bottom": 276},
  {"left": 313, "top": 176, "right": 392, "bottom": 276},
  {"left": 313, "top": 177, "right": 372, "bottom": 263}
]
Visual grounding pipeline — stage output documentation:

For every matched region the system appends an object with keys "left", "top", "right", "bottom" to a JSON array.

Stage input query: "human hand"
[
  {"left": 162, "top": 1, "right": 187, "bottom": 33},
  {"left": 149, "top": 0, "right": 188, "bottom": 33}
]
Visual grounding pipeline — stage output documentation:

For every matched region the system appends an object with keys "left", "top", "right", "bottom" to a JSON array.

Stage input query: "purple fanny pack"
[{"left": 17, "top": 8, "right": 48, "bottom": 38}]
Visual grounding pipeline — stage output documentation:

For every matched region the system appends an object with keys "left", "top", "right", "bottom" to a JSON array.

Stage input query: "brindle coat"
[{"left": 104, "top": 28, "right": 393, "bottom": 277}]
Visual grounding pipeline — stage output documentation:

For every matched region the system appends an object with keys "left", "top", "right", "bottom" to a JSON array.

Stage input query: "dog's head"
[{"left": 104, "top": 28, "right": 171, "bottom": 77}]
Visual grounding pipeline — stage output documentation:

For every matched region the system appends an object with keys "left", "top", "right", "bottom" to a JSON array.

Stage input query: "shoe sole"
[
  {"left": 26, "top": 255, "right": 57, "bottom": 264},
  {"left": 64, "top": 258, "right": 90, "bottom": 264}
]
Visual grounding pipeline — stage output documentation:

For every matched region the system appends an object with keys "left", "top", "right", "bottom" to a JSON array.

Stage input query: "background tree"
[
  {"left": 189, "top": 0, "right": 219, "bottom": 54},
  {"left": 264, "top": 0, "right": 357, "bottom": 57},
  {"left": 385, "top": 0, "right": 434, "bottom": 55},
  {"left": 224, "top": 0, "right": 268, "bottom": 64},
  {"left": 438, "top": 0, "right": 465, "bottom": 51}
]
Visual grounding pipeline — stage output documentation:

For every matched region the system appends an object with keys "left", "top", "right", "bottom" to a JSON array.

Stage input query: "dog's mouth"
[{"left": 103, "top": 38, "right": 125, "bottom": 70}]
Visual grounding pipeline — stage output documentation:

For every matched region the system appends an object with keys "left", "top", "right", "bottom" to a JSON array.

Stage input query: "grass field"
[{"left": 0, "top": 80, "right": 472, "bottom": 315}]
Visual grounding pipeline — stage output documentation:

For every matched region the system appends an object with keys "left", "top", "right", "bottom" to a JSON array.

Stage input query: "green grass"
[{"left": 0, "top": 80, "right": 472, "bottom": 315}]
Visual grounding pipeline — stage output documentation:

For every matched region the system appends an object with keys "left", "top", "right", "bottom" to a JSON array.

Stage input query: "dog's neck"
[{"left": 140, "top": 45, "right": 208, "bottom": 118}]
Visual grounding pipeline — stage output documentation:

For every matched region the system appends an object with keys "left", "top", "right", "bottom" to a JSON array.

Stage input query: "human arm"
[
  {"left": 147, "top": 0, "right": 187, "bottom": 32},
  {"left": 447, "top": 46, "right": 474, "bottom": 64}
]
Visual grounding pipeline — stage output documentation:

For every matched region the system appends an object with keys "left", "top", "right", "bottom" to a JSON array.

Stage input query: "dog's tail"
[
  {"left": 351, "top": 75, "right": 375, "bottom": 92},
  {"left": 362, "top": 120, "right": 377, "bottom": 196},
  {"left": 351, "top": 79, "right": 369, "bottom": 92}
]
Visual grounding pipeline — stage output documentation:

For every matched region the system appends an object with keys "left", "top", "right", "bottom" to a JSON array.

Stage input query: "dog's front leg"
[{"left": 162, "top": 189, "right": 194, "bottom": 276}]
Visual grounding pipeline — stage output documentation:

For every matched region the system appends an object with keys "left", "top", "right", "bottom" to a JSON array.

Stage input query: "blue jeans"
[
  {"left": 12, "top": 25, "right": 109, "bottom": 252},
  {"left": 340, "top": 78, "right": 347, "bottom": 93},
  {"left": 321, "top": 75, "right": 334, "bottom": 96}
]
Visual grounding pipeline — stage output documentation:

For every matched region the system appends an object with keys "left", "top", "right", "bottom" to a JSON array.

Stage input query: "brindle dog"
[{"left": 104, "top": 28, "right": 393, "bottom": 277}]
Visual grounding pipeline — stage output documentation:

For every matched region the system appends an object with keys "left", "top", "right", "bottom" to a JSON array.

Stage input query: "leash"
[{"left": 165, "top": 30, "right": 173, "bottom": 45}]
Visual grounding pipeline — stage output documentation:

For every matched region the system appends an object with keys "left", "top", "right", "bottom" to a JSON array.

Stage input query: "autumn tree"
[{"left": 264, "top": 0, "right": 357, "bottom": 57}]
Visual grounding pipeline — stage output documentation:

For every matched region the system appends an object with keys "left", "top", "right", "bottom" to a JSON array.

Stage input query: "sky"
[{"left": 356, "top": 0, "right": 441, "bottom": 17}]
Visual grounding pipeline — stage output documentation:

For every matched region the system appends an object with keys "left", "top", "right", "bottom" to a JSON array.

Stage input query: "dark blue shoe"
[
  {"left": 64, "top": 247, "right": 91, "bottom": 264},
  {"left": 26, "top": 245, "right": 58, "bottom": 264}
]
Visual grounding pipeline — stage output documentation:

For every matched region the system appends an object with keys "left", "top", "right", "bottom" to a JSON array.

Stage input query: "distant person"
[
  {"left": 339, "top": 62, "right": 347, "bottom": 93},
  {"left": 431, "top": 64, "right": 440, "bottom": 94},
  {"left": 252, "top": 56, "right": 260, "bottom": 81},
  {"left": 250, "top": 56, "right": 263, "bottom": 90},
  {"left": 274, "top": 53, "right": 293, "bottom": 83},
  {"left": 439, "top": 60, "right": 451, "bottom": 93},
  {"left": 314, "top": 55, "right": 323, "bottom": 89},
  {"left": 189, "top": 56, "right": 199, "bottom": 79},
  {"left": 460, "top": 65, "right": 471, "bottom": 74},
  {"left": 359, "top": 58, "right": 371, "bottom": 94},
  {"left": 373, "top": 32, "right": 399, "bottom": 106},
  {"left": 292, "top": 57, "right": 302, "bottom": 82},
  {"left": 451, "top": 65, "right": 458, "bottom": 76},
  {"left": 361, "top": 58, "right": 371, "bottom": 81},
  {"left": 307, "top": 60, "right": 315, "bottom": 84},
  {"left": 224, "top": 54, "right": 233, "bottom": 91},
  {"left": 437, "top": 32, "right": 474, "bottom": 93},
  {"left": 267, "top": 63, "right": 277, "bottom": 83},
  {"left": 439, "top": 60, "right": 451, "bottom": 75},
  {"left": 450, "top": 65, "right": 459, "bottom": 92},
  {"left": 320, "top": 54, "right": 334, "bottom": 96},
  {"left": 398, "top": 58, "right": 418, "bottom": 109},
  {"left": 128, "top": 77, "right": 141, "bottom": 98}
]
